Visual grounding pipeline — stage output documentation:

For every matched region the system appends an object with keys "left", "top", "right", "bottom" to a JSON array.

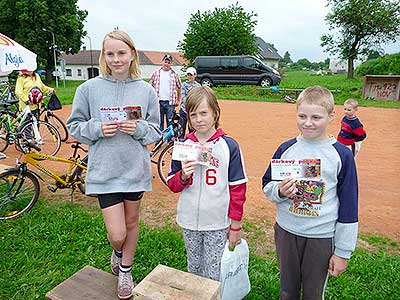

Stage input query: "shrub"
[{"left": 356, "top": 53, "right": 400, "bottom": 75}]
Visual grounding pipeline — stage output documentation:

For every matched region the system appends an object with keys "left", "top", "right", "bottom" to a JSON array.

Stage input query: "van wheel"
[
  {"left": 200, "top": 78, "right": 213, "bottom": 87},
  {"left": 260, "top": 77, "right": 272, "bottom": 87}
]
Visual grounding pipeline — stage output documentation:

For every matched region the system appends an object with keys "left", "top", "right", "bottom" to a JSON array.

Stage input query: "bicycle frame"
[
  {"left": 0, "top": 82, "right": 16, "bottom": 102},
  {"left": 1, "top": 104, "right": 42, "bottom": 142},
  {"left": 21, "top": 152, "right": 87, "bottom": 187}
]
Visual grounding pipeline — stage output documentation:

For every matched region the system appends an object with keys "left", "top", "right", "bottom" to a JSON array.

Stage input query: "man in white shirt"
[{"left": 150, "top": 54, "right": 182, "bottom": 130}]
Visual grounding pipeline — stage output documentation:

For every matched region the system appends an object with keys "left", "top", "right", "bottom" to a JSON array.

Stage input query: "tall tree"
[
  {"left": 282, "top": 51, "right": 293, "bottom": 64},
  {"left": 321, "top": 0, "right": 400, "bottom": 78},
  {"left": 0, "top": 0, "right": 87, "bottom": 81},
  {"left": 178, "top": 3, "right": 258, "bottom": 63}
]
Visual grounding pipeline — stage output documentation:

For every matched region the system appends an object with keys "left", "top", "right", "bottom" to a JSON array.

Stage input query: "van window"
[
  {"left": 221, "top": 58, "right": 239, "bottom": 69},
  {"left": 243, "top": 57, "right": 258, "bottom": 68},
  {"left": 199, "top": 57, "right": 219, "bottom": 68}
]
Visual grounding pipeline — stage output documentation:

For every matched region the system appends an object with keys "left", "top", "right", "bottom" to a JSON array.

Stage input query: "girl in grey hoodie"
[{"left": 67, "top": 30, "right": 161, "bottom": 300}]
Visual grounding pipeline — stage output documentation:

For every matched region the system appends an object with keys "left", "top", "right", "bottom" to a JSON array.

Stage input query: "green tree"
[
  {"left": 178, "top": 3, "right": 258, "bottom": 63},
  {"left": 282, "top": 51, "right": 293, "bottom": 65},
  {"left": 321, "top": 0, "right": 400, "bottom": 78},
  {"left": 366, "top": 49, "right": 383, "bottom": 61},
  {"left": 0, "top": 0, "right": 87, "bottom": 81}
]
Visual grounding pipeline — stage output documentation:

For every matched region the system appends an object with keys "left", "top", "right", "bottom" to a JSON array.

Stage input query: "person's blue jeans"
[{"left": 159, "top": 100, "right": 175, "bottom": 130}]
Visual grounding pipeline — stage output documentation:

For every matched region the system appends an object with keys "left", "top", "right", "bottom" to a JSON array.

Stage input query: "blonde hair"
[
  {"left": 344, "top": 98, "right": 359, "bottom": 109},
  {"left": 186, "top": 86, "right": 221, "bottom": 129},
  {"left": 297, "top": 85, "right": 334, "bottom": 114},
  {"left": 99, "top": 30, "right": 141, "bottom": 78}
]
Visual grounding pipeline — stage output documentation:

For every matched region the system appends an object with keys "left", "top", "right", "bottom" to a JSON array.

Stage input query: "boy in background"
[
  {"left": 262, "top": 86, "right": 358, "bottom": 300},
  {"left": 337, "top": 98, "right": 367, "bottom": 157},
  {"left": 179, "top": 67, "right": 201, "bottom": 138}
]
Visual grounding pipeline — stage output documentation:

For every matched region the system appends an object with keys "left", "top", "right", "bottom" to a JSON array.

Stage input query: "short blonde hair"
[
  {"left": 186, "top": 86, "right": 220, "bottom": 129},
  {"left": 344, "top": 98, "right": 359, "bottom": 109},
  {"left": 297, "top": 85, "right": 334, "bottom": 114},
  {"left": 99, "top": 30, "right": 141, "bottom": 78}
]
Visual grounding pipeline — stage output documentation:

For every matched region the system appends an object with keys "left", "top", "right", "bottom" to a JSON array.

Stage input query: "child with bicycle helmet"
[
  {"left": 167, "top": 86, "right": 247, "bottom": 281},
  {"left": 15, "top": 69, "right": 55, "bottom": 115},
  {"left": 67, "top": 30, "right": 161, "bottom": 300},
  {"left": 179, "top": 67, "right": 200, "bottom": 138}
]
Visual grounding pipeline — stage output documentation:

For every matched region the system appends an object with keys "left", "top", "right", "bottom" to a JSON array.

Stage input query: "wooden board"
[
  {"left": 133, "top": 264, "right": 220, "bottom": 300},
  {"left": 46, "top": 265, "right": 117, "bottom": 300}
]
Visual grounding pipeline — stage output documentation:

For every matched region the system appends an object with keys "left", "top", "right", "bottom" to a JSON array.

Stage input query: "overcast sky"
[{"left": 78, "top": 0, "right": 399, "bottom": 62}]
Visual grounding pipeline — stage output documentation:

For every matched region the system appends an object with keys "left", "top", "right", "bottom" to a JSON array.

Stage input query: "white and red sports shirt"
[{"left": 168, "top": 128, "right": 247, "bottom": 231}]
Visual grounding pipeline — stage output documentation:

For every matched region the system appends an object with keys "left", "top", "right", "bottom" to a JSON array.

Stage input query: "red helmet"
[{"left": 28, "top": 87, "right": 43, "bottom": 104}]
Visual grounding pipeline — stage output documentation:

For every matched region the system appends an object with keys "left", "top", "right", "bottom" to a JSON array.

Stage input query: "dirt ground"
[{"left": 3, "top": 101, "right": 399, "bottom": 242}]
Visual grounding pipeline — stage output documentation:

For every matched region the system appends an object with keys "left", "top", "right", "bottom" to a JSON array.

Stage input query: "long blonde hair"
[{"left": 99, "top": 30, "right": 141, "bottom": 78}]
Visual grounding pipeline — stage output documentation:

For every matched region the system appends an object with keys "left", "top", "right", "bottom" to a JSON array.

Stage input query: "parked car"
[{"left": 194, "top": 55, "right": 281, "bottom": 87}]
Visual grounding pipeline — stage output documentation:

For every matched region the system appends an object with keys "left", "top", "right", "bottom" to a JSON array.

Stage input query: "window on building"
[
  {"left": 77, "top": 69, "right": 82, "bottom": 76},
  {"left": 66, "top": 69, "right": 72, "bottom": 76}
]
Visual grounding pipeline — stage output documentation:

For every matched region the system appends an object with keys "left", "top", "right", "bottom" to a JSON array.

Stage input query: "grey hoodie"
[{"left": 67, "top": 76, "right": 161, "bottom": 195}]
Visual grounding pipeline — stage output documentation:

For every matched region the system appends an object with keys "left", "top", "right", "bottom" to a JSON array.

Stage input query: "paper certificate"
[
  {"left": 100, "top": 106, "right": 142, "bottom": 122},
  {"left": 271, "top": 159, "right": 321, "bottom": 180},
  {"left": 172, "top": 141, "right": 213, "bottom": 166}
]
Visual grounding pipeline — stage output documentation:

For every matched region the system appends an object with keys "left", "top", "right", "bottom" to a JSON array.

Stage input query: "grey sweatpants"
[
  {"left": 274, "top": 223, "right": 333, "bottom": 300},
  {"left": 181, "top": 227, "right": 229, "bottom": 281}
]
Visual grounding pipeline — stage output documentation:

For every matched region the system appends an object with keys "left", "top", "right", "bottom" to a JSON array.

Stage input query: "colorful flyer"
[
  {"left": 124, "top": 105, "right": 142, "bottom": 120},
  {"left": 172, "top": 141, "right": 213, "bottom": 166},
  {"left": 271, "top": 159, "right": 321, "bottom": 180},
  {"left": 100, "top": 106, "right": 126, "bottom": 122},
  {"left": 100, "top": 105, "right": 142, "bottom": 121}
]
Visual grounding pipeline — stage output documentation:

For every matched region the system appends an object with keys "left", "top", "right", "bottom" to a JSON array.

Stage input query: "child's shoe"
[
  {"left": 117, "top": 269, "right": 134, "bottom": 299},
  {"left": 110, "top": 250, "right": 122, "bottom": 275}
]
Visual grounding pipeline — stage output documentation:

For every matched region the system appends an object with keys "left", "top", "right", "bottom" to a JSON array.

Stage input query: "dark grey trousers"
[{"left": 274, "top": 223, "right": 333, "bottom": 300}]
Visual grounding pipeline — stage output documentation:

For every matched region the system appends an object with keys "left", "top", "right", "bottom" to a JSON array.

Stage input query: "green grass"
[
  {"left": 215, "top": 71, "right": 400, "bottom": 108},
  {"left": 47, "top": 71, "right": 400, "bottom": 109},
  {"left": 0, "top": 200, "right": 398, "bottom": 300}
]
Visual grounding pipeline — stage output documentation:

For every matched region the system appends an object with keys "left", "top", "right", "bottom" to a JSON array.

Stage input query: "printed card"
[
  {"left": 100, "top": 106, "right": 126, "bottom": 122},
  {"left": 100, "top": 105, "right": 142, "bottom": 121},
  {"left": 271, "top": 159, "right": 321, "bottom": 180},
  {"left": 172, "top": 141, "right": 213, "bottom": 166},
  {"left": 124, "top": 105, "right": 142, "bottom": 120}
]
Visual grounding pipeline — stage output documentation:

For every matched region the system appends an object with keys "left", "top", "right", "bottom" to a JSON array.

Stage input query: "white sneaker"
[
  {"left": 110, "top": 250, "right": 122, "bottom": 275},
  {"left": 118, "top": 271, "right": 134, "bottom": 299}
]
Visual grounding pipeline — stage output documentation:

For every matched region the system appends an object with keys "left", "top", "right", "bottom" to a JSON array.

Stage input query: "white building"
[
  {"left": 59, "top": 48, "right": 188, "bottom": 80},
  {"left": 329, "top": 58, "right": 363, "bottom": 74},
  {"left": 255, "top": 37, "right": 282, "bottom": 70}
]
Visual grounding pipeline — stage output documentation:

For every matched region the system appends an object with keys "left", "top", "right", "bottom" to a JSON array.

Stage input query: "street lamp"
[
  {"left": 86, "top": 35, "right": 94, "bottom": 78},
  {"left": 42, "top": 28, "right": 58, "bottom": 88}
]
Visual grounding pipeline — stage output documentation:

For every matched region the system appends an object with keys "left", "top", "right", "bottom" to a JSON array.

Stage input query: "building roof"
[
  {"left": 255, "top": 37, "right": 282, "bottom": 60},
  {"left": 60, "top": 49, "right": 188, "bottom": 66}
]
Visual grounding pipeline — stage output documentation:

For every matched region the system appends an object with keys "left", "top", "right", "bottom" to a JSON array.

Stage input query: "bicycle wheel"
[
  {"left": 0, "top": 169, "right": 40, "bottom": 220},
  {"left": 157, "top": 143, "right": 174, "bottom": 186},
  {"left": 0, "top": 110, "right": 16, "bottom": 153},
  {"left": 73, "top": 155, "right": 87, "bottom": 194},
  {"left": 0, "top": 121, "right": 9, "bottom": 152},
  {"left": 44, "top": 113, "right": 69, "bottom": 142},
  {"left": 19, "top": 120, "right": 61, "bottom": 156}
]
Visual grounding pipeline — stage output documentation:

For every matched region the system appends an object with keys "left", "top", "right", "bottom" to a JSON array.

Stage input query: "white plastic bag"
[{"left": 220, "top": 239, "right": 251, "bottom": 300}]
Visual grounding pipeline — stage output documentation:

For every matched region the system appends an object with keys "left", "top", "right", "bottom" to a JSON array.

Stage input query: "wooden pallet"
[
  {"left": 133, "top": 264, "right": 220, "bottom": 300},
  {"left": 46, "top": 265, "right": 220, "bottom": 300},
  {"left": 46, "top": 265, "right": 117, "bottom": 300}
]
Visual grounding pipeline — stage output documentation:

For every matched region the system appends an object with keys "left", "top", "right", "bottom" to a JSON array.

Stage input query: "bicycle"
[
  {"left": 0, "top": 99, "right": 61, "bottom": 156},
  {"left": 39, "top": 96, "right": 69, "bottom": 142},
  {"left": 0, "top": 139, "right": 88, "bottom": 220},
  {"left": 150, "top": 112, "right": 182, "bottom": 186},
  {"left": 0, "top": 81, "right": 18, "bottom": 103}
]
